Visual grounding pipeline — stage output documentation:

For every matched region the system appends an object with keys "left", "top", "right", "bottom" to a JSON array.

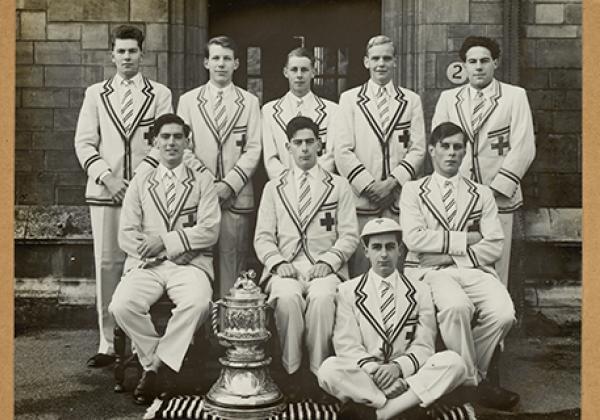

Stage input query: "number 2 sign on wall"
[{"left": 446, "top": 61, "right": 467, "bottom": 85}]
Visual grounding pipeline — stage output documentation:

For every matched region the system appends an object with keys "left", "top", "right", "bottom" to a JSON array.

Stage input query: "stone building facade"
[{"left": 14, "top": 0, "right": 581, "bottom": 331}]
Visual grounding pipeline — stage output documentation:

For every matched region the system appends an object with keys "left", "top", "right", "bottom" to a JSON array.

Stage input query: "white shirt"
[
  {"left": 468, "top": 78, "right": 497, "bottom": 106},
  {"left": 370, "top": 269, "right": 399, "bottom": 324},
  {"left": 285, "top": 90, "right": 317, "bottom": 116},
  {"left": 157, "top": 162, "right": 186, "bottom": 200},
  {"left": 368, "top": 79, "right": 395, "bottom": 99},
  {"left": 432, "top": 171, "right": 460, "bottom": 194},
  {"left": 114, "top": 72, "right": 143, "bottom": 111},
  {"left": 207, "top": 80, "right": 235, "bottom": 115}
]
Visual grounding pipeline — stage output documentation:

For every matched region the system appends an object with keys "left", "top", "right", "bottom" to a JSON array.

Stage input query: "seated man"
[
  {"left": 400, "top": 122, "right": 517, "bottom": 409},
  {"left": 254, "top": 116, "right": 359, "bottom": 399},
  {"left": 109, "top": 114, "right": 221, "bottom": 404},
  {"left": 318, "top": 218, "right": 467, "bottom": 419}
]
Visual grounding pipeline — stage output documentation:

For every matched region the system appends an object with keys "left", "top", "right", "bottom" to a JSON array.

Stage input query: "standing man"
[
  {"left": 74, "top": 25, "right": 172, "bottom": 368},
  {"left": 318, "top": 218, "right": 468, "bottom": 420},
  {"left": 177, "top": 36, "right": 261, "bottom": 297},
  {"left": 333, "top": 35, "right": 426, "bottom": 277},
  {"left": 262, "top": 47, "right": 338, "bottom": 179},
  {"left": 110, "top": 114, "right": 220, "bottom": 404},
  {"left": 254, "top": 116, "right": 359, "bottom": 399},
  {"left": 400, "top": 122, "right": 518, "bottom": 410},
  {"left": 431, "top": 36, "right": 535, "bottom": 286}
]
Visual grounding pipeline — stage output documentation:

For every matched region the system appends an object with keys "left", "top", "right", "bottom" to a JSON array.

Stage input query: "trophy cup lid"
[{"left": 227, "top": 270, "right": 264, "bottom": 301}]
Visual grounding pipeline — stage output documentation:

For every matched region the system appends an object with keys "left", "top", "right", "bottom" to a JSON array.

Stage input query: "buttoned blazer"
[
  {"left": 399, "top": 174, "right": 504, "bottom": 277},
  {"left": 118, "top": 165, "right": 221, "bottom": 280},
  {"left": 261, "top": 94, "right": 338, "bottom": 179},
  {"left": 431, "top": 80, "right": 536, "bottom": 213},
  {"left": 74, "top": 77, "right": 173, "bottom": 205},
  {"left": 177, "top": 84, "right": 261, "bottom": 214},
  {"left": 254, "top": 165, "right": 359, "bottom": 285},
  {"left": 332, "top": 83, "right": 426, "bottom": 215},
  {"left": 333, "top": 271, "right": 436, "bottom": 378}
]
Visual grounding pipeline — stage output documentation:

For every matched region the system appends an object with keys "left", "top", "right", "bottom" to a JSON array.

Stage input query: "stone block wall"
[
  {"left": 520, "top": 0, "right": 581, "bottom": 208},
  {"left": 15, "top": 0, "right": 179, "bottom": 207}
]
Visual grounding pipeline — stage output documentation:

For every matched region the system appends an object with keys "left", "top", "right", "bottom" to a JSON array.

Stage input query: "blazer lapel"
[
  {"left": 196, "top": 85, "right": 221, "bottom": 145},
  {"left": 454, "top": 85, "right": 475, "bottom": 143},
  {"left": 388, "top": 274, "right": 417, "bottom": 344},
  {"left": 147, "top": 171, "right": 171, "bottom": 231},
  {"left": 300, "top": 167, "right": 334, "bottom": 230},
  {"left": 356, "top": 83, "right": 386, "bottom": 143},
  {"left": 272, "top": 96, "right": 288, "bottom": 135},
  {"left": 476, "top": 80, "right": 502, "bottom": 133},
  {"left": 168, "top": 167, "right": 195, "bottom": 231},
  {"left": 99, "top": 78, "right": 128, "bottom": 140},
  {"left": 126, "top": 76, "right": 154, "bottom": 139},
  {"left": 354, "top": 273, "right": 388, "bottom": 343},
  {"left": 219, "top": 87, "right": 245, "bottom": 144},
  {"left": 418, "top": 176, "right": 451, "bottom": 230},
  {"left": 383, "top": 87, "right": 408, "bottom": 142},
  {"left": 311, "top": 95, "right": 327, "bottom": 127},
  {"left": 275, "top": 171, "right": 303, "bottom": 235},
  {"left": 454, "top": 176, "right": 481, "bottom": 231}
]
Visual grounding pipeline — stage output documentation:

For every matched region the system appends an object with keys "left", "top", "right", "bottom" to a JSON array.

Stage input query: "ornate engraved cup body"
[{"left": 204, "top": 271, "right": 285, "bottom": 419}]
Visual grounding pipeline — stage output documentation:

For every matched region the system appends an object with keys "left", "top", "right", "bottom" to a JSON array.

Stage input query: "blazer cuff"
[
  {"left": 161, "top": 229, "right": 190, "bottom": 258},
  {"left": 358, "top": 358, "right": 380, "bottom": 374},
  {"left": 394, "top": 353, "right": 420, "bottom": 378},
  {"left": 347, "top": 164, "right": 375, "bottom": 195},
  {"left": 391, "top": 160, "right": 417, "bottom": 185},
  {"left": 490, "top": 168, "right": 520, "bottom": 198},
  {"left": 85, "top": 154, "right": 110, "bottom": 183},
  {"left": 448, "top": 231, "right": 467, "bottom": 256},
  {"left": 224, "top": 164, "right": 249, "bottom": 195},
  {"left": 316, "top": 248, "right": 345, "bottom": 272},
  {"left": 264, "top": 251, "right": 287, "bottom": 274}
]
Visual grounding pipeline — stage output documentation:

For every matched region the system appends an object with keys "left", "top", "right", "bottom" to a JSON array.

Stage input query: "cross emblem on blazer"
[
  {"left": 144, "top": 129, "right": 154, "bottom": 146},
  {"left": 491, "top": 135, "right": 510, "bottom": 156},
  {"left": 236, "top": 134, "right": 247, "bottom": 154},
  {"left": 320, "top": 212, "right": 335, "bottom": 231},
  {"left": 182, "top": 213, "right": 195, "bottom": 228},
  {"left": 398, "top": 130, "right": 410, "bottom": 149}
]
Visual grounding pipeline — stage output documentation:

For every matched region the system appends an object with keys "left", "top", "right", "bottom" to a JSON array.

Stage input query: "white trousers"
[
  {"left": 266, "top": 261, "right": 340, "bottom": 375},
  {"left": 215, "top": 210, "right": 250, "bottom": 298},
  {"left": 90, "top": 205, "right": 126, "bottom": 355},
  {"left": 412, "top": 267, "right": 515, "bottom": 385},
  {"left": 109, "top": 261, "right": 212, "bottom": 372},
  {"left": 496, "top": 212, "right": 514, "bottom": 287},
  {"left": 318, "top": 351, "right": 467, "bottom": 409}
]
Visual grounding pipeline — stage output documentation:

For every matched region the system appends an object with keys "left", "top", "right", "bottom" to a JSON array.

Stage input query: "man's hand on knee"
[
  {"left": 138, "top": 235, "right": 165, "bottom": 258},
  {"left": 276, "top": 262, "right": 301, "bottom": 280},
  {"left": 306, "top": 262, "right": 333, "bottom": 280},
  {"left": 371, "top": 363, "right": 401, "bottom": 390},
  {"left": 171, "top": 250, "right": 200, "bottom": 265}
]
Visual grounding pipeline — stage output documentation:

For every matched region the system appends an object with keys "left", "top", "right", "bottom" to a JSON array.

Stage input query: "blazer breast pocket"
[
  {"left": 231, "top": 125, "right": 248, "bottom": 154},
  {"left": 393, "top": 121, "right": 412, "bottom": 151},
  {"left": 486, "top": 125, "right": 511, "bottom": 157},
  {"left": 178, "top": 207, "right": 197, "bottom": 228}
]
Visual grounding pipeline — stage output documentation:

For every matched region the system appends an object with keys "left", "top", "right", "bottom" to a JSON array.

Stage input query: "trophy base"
[{"left": 204, "top": 364, "right": 285, "bottom": 419}]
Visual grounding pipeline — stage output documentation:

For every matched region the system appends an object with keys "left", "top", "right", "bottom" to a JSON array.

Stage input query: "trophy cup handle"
[{"left": 210, "top": 299, "right": 223, "bottom": 337}]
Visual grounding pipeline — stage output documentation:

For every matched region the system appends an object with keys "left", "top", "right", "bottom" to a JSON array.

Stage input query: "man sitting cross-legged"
[
  {"left": 400, "top": 122, "right": 517, "bottom": 410},
  {"left": 318, "top": 218, "right": 468, "bottom": 420},
  {"left": 109, "top": 114, "right": 221, "bottom": 405},
  {"left": 254, "top": 116, "right": 359, "bottom": 400}
]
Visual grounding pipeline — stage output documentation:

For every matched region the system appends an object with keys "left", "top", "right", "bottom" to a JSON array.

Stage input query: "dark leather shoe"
[
  {"left": 133, "top": 370, "right": 157, "bottom": 405},
  {"left": 86, "top": 353, "right": 115, "bottom": 368},
  {"left": 338, "top": 401, "right": 376, "bottom": 420},
  {"left": 477, "top": 381, "right": 520, "bottom": 411},
  {"left": 158, "top": 365, "right": 178, "bottom": 400}
]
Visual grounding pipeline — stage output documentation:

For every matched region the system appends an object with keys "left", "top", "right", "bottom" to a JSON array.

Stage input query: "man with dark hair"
[
  {"left": 432, "top": 35, "right": 536, "bottom": 288},
  {"left": 254, "top": 116, "right": 359, "bottom": 399},
  {"left": 177, "top": 35, "right": 261, "bottom": 298},
  {"left": 109, "top": 113, "right": 220, "bottom": 404},
  {"left": 262, "top": 47, "right": 338, "bottom": 179},
  {"left": 318, "top": 217, "right": 468, "bottom": 420},
  {"left": 332, "top": 35, "right": 426, "bottom": 277},
  {"left": 74, "top": 24, "right": 172, "bottom": 368},
  {"left": 400, "top": 122, "right": 518, "bottom": 410}
]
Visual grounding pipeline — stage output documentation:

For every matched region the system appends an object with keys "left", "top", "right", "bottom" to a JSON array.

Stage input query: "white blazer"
[
  {"left": 431, "top": 79, "right": 536, "bottom": 213},
  {"left": 262, "top": 92, "right": 338, "bottom": 179}
]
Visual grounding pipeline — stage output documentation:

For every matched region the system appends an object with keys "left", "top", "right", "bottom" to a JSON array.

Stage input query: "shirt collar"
[
  {"left": 368, "top": 79, "right": 395, "bottom": 98},
  {"left": 432, "top": 171, "right": 460, "bottom": 191},
  {"left": 158, "top": 162, "right": 185, "bottom": 181},
  {"left": 369, "top": 269, "right": 399, "bottom": 291},
  {"left": 114, "top": 72, "right": 142, "bottom": 89},
  {"left": 468, "top": 78, "right": 497, "bottom": 100},
  {"left": 286, "top": 90, "right": 315, "bottom": 107},
  {"left": 292, "top": 162, "right": 320, "bottom": 182},
  {"left": 207, "top": 80, "right": 234, "bottom": 97}
]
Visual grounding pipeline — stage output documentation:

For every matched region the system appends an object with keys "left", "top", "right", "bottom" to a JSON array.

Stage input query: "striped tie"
[
  {"left": 380, "top": 279, "right": 395, "bottom": 339},
  {"left": 121, "top": 79, "right": 134, "bottom": 134},
  {"left": 377, "top": 86, "right": 390, "bottom": 132},
  {"left": 165, "top": 170, "right": 176, "bottom": 218},
  {"left": 443, "top": 180, "right": 457, "bottom": 229},
  {"left": 296, "top": 98, "right": 303, "bottom": 116},
  {"left": 214, "top": 89, "right": 227, "bottom": 139},
  {"left": 298, "top": 171, "right": 312, "bottom": 227},
  {"left": 471, "top": 90, "right": 486, "bottom": 134}
]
